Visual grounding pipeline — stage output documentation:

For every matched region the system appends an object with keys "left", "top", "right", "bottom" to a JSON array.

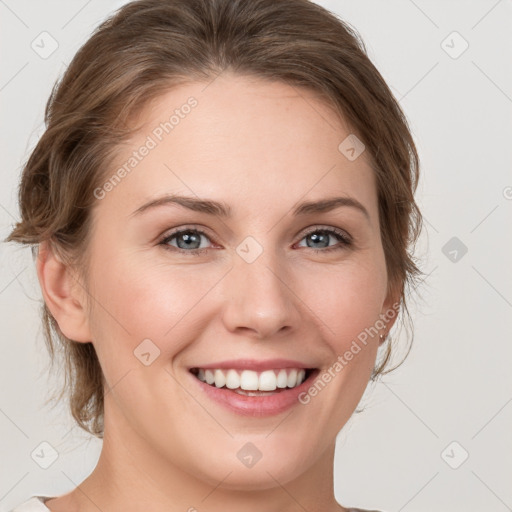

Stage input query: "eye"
[
  {"left": 296, "top": 227, "right": 352, "bottom": 253},
  {"left": 159, "top": 227, "right": 213, "bottom": 256},
  {"left": 158, "top": 225, "right": 352, "bottom": 256}
]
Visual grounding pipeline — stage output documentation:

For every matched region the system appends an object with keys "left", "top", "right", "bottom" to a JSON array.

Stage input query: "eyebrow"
[{"left": 130, "top": 194, "right": 370, "bottom": 221}]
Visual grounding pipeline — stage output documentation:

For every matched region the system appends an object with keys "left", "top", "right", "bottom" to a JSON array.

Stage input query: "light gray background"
[{"left": 1, "top": 1, "right": 511, "bottom": 511}]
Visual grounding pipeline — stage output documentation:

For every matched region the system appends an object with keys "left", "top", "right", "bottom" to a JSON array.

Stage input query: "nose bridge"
[{"left": 221, "top": 237, "right": 299, "bottom": 338}]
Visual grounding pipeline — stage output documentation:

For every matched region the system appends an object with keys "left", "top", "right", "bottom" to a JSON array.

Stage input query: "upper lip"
[{"left": 189, "top": 359, "right": 317, "bottom": 372}]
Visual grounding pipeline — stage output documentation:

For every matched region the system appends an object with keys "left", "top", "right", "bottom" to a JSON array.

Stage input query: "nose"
[{"left": 221, "top": 248, "right": 301, "bottom": 339}]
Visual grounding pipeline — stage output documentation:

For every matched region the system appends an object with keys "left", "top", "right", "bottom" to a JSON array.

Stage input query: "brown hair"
[{"left": 6, "top": 0, "right": 423, "bottom": 438}]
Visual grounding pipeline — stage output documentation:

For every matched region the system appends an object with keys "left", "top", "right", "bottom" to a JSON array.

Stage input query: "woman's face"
[{"left": 80, "top": 73, "right": 396, "bottom": 490}]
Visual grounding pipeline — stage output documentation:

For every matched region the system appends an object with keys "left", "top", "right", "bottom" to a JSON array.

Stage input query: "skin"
[{"left": 38, "top": 72, "right": 399, "bottom": 512}]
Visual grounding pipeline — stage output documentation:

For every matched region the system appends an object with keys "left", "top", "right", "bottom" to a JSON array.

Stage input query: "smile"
[
  {"left": 189, "top": 367, "right": 315, "bottom": 393},
  {"left": 188, "top": 366, "right": 320, "bottom": 416}
]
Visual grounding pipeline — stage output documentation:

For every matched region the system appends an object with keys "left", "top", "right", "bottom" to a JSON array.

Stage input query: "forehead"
[{"left": 99, "top": 73, "right": 378, "bottom": 222}]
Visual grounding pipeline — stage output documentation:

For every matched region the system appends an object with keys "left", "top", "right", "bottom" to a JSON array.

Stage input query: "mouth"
[{"left": 189, "top": 367, "right": 318, "bottom": 396}]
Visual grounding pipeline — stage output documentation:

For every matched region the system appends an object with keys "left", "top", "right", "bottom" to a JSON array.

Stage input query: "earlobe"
[
  {"left": 379, "top": 287, "right": 401, "bottom": 343},
  {"left": 36, "top": 241, "right": 91, "bottom": 343}
]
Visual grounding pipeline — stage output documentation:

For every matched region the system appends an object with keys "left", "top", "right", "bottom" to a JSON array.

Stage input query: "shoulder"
[{"left": 9, "top": 496, "right": 52, "bottom": 511}]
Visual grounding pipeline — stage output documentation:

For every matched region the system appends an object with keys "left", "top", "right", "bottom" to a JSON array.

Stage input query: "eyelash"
[{"left": 158, "top": 225, "right": 352, "bottom": 256}]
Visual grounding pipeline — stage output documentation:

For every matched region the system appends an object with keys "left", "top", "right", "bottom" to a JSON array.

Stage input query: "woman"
[{"left": 7, "top": 0, "right": 422, "bottom": 510}]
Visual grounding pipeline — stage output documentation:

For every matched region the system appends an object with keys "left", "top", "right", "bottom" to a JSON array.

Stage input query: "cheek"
[
  {"left": 291, "top": 264, "right": 386, "bottom": 440},
  {"left": 303, "top": 259, "right": 387, "bottom": 346},
  {"left": 85, "top": 250, "right": 221, "bottom": 358}
]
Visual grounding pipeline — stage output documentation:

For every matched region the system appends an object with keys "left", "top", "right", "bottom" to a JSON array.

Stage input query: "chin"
[{"left": 195, "top": 448, "right": 311, "bottom": 491}]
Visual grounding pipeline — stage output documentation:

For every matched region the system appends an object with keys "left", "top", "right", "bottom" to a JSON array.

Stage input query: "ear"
[
  {"left": 36, "top": 240, "right": 92, "bottom": 342},
  {"left": 379, "top": 282, "right": 402, "bottom": 344}
]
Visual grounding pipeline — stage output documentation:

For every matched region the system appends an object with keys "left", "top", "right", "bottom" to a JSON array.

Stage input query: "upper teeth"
[{"left": 195, "top": 368, "right": 307, "bottom": 391}]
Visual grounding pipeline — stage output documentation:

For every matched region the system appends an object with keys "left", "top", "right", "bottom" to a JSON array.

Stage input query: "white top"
[
  {"left": 10, "top": 496, "right": 383, "bottom": 511},
  {"left": 10, "top": 497, "right": 52, "bottom": 511}
]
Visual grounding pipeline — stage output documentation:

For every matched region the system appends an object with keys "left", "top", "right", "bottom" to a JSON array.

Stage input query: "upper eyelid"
[
  {"left": 160, "top": 225, "right": 214, "bottom": 242},
  {"left": 298, "top": 225, "right": 351, "bottom": 242}
]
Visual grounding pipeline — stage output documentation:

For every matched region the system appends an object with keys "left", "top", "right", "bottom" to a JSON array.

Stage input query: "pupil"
[
  {"left": 308, "top": 232, "right": 328, "bottom": 248},
  {"left": 177, "top": 231, "right": 200, "bottom": 249}
]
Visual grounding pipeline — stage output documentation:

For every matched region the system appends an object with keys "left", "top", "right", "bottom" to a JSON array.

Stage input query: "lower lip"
[{"left": 189, "top": 369, "right": 320, "bottom": 417}]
